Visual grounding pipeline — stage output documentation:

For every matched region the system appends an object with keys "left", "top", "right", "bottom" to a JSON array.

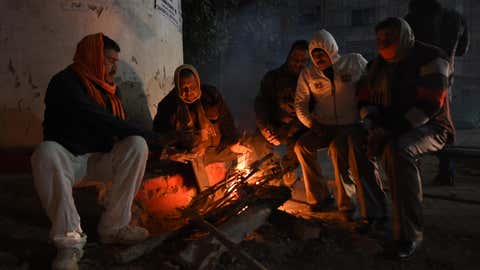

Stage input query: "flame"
[{"left": 235, "top": 151, "right": 252, "bottom": 174}]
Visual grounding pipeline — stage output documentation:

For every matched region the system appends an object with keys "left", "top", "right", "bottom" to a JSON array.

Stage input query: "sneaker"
[
  {"left": 309, "top": 194, "right": 336, "bottom": 212},
  {"left": 52, "top": 248, "right": 83, "bottom": 270},
  {"left": 100, "top": 225, "right": 149, "bottom": 245}
]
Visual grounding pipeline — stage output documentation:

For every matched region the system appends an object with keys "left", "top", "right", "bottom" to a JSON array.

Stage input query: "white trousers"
[{"left": 30, "top": 136, "right": 148, "bottom": 249}]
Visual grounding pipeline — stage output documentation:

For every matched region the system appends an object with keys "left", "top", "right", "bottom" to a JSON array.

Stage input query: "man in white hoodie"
[{"left": 294, "top": 29, "right": 367, "bottom": 214}]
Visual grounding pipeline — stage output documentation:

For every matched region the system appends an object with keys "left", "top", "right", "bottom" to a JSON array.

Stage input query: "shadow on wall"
[
  {"left": 114, "top": 0, "right": 156, "bottom": 41},
  {"left": 116, "top": 60, "right": 153, "bottom": 131},
  {"left": 0, "top": 108, "right": 43, "bottom": 149}
]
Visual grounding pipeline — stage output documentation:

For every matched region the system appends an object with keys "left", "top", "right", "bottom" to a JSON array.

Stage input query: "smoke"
[{"left": 193, "top": 1, "right": 311, "bottom": 131}]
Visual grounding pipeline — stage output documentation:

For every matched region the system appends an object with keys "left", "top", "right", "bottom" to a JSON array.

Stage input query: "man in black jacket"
[
  {"left": 254, "top": 40, "right": 309, "bottom": 186},
  {"left": 356, "top": 17, "right": 453, "bottom": 259},
  {"left": 405, "top": 0, "right": 470, "bottom": 185},
  {"left": 31, "top": 33, "right": 171, "bottom": 270}
]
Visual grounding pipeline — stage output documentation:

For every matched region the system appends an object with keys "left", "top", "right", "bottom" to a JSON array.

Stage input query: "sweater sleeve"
[
  {"left": 384, "top": 56, "right": 450, "bottom": 133},
  {"left": 295, "top": 70, "right": 314, "bottom": 128},
  {"left": 410, "top": 57, "right": 449, "bottom": 124}
]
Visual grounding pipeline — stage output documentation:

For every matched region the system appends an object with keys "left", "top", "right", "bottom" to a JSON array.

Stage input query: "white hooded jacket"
[{"left": 295, "top": 30, "right": 367, "bottom": 128}]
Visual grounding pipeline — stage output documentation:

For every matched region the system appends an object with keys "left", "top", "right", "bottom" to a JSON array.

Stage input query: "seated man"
[
  {"left": 31, "top": 33, "right": 172, "bottom": 270},
  {"left": 153, "top": 64, "right": 249, "bottom": 190},
  {"left": 294, "top": 29, "right": 367, "bottom": 214},
  {"left": 356, "top": 17, "right": 453, "bottom": 258},
  {"left": 255, "top": 40, "right": 309, "bottom": 186}
]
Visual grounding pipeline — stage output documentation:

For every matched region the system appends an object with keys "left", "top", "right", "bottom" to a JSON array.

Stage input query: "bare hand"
[
  {"left": 260, "top": 127, "right": 281, "bottom": 146},
  {"left": 229, "top": 142, "right": 252, "bottom": 154},
  {"left": 168, "top": 152, "right": 194, "bottom": 163},
  {"left": 189, "top": 140, "right": 207, "bottom": 158}
]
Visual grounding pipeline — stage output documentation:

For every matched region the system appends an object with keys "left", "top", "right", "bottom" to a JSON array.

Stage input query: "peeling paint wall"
[{"left": 0, "top": 0, "right": 183, "bottom": 148}]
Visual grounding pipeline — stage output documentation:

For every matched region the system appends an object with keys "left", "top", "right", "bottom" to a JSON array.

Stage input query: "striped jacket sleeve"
[{"left": 385, "top": 56, "right": 450, "bottom": 133}]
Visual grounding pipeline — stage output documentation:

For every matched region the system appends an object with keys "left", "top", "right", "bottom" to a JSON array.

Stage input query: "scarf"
[
  {"left": 173, "top": 65, "right": 220, "bottom": 147},
  {"left": 71, "top": 33, "right": 125, "bottom": 120}
]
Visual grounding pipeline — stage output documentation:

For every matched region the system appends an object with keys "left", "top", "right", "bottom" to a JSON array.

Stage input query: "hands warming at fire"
[
  {"left": 229, "top": 142, "right": 252, "bottom": 154},
  {"left": 166, "top": 140, "right": 208, "bottom": 163},
  {"left": 260, "top": 127, "right": 281, "bottom": 146}
]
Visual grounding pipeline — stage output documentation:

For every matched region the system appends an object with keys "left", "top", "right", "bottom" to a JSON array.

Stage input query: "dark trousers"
[
  {"left": 382, "top": 124, "right": 448, "bottom": 242},
  {"left": 347, "top": 127, "right": 388, "bottom": 220}
]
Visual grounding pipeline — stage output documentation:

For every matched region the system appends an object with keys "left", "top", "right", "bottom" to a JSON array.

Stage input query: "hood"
[
  {"left": 385, "top": 17, "right": 415, "bottom": 63},
  {"left": 308, "top": 29, "right": 340, "bottom": 67},
  {"left": 173, "top": 64, "right": 201, "bottom": 103}
]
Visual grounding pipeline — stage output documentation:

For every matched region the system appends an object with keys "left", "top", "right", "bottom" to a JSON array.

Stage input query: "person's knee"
[
  {"left": 31, "top": 141, "right": 66, "bottom": 167},
  {"left": 123, "top": 136, "right": 149, "bottom": 156}
]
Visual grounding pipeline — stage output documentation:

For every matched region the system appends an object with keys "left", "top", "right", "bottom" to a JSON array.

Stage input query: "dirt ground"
[{"left": 1, "top": 131, "right": 480, "bottom": 270}]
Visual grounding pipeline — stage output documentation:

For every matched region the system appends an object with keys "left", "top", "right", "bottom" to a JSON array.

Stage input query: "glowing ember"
[
  {"left": 135, "top": 174, "right": 196, "bottom": 233},
  {"left": 236, "top": 205, "right": 249, "bottom": 215}
]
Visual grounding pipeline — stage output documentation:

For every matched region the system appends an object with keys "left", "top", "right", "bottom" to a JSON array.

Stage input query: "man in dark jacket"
[
  {"left": 153, "top": 64, "right": 249, "bottom": 190},
  {"left": 356, "top": 17, "right": 453, "bottom": 259},
  {"left": 254, "top": 40, "right": 309, "bottom": 185},
  {"left": 405, "top": 0, "right": 470, "bottom": 185},
  {"left": 31, "top": 33, "right": 172, "bottom": 270}
]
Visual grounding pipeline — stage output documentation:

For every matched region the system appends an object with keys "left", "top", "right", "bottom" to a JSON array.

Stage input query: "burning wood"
[{"left": 117, "top": 152, "right": 292, "bottom": 268}]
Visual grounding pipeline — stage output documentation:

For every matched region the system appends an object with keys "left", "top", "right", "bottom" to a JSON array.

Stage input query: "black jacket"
[
  {"left": 43, "top": 67, "right": 152, "bottom": 155},
  {"left": 358, "top": 42, "right": 454, "bottom": 140},
  {"left": 255, "top": 64, "right": 302, "bottom": 131}
]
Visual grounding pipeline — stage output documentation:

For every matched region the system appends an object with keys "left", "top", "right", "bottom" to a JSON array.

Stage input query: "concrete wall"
[{"left": 0, "top": 0, "right": 183, "bottom": 148}]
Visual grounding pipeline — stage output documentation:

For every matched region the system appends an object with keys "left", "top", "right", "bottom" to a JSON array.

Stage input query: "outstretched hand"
[
  {"left": 260, "top": 127, "right": 281, "bottom": 146},
  {"left": 229, "top": 142, "right": 252, "bottom": 154}
]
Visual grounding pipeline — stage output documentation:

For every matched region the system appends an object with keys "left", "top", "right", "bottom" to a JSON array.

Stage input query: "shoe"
[
  {"left": 100, "top": 225, "right": 149, "bottom": 245},
  {"left": 52, "top": 248, "right": 83, "bottom": 270},
  {"left": 397, "top": 240, "right": 421, "bottom": 260},
  {"left": 309, "top": 194, "right": 336, "bottom": 212}
]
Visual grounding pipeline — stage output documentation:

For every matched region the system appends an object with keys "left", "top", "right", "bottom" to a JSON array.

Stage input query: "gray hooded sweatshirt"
[{"left": 295, "top": 29, "right": 367, "bottom": 128}]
